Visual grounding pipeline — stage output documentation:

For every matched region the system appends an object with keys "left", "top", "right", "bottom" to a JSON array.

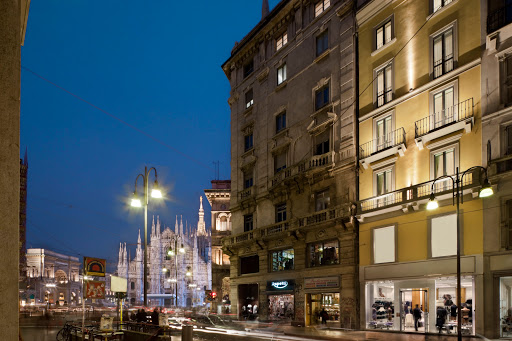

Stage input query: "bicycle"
[{"left": 56, "top": 321, "right": 73, "bottom": 341}]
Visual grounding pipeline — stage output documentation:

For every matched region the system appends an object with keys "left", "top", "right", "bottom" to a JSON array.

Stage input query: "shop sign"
[
  {"left": 304, "top": 276, "right": 339, "bottom": 289},
  {"left": 84, "top": 257, "right": 106, "bottom": 277},
  {"left": 85, "top": 280, "right": 106, "bottom": 299},
  {"left": 267, "top": 280, "right": 295, "bottom": 291}
]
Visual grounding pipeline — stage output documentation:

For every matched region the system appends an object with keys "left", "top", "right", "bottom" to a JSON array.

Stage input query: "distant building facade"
[
  {"left": 117, "top": 198, "right": 211, "bottom": 308},
  {"left": 222, "top": 0, "right": 359, "bottom": 327},
  {"left": 25, "top": 248, "right": 81, "bottom": 306},
  {"left": 204, "top": 180, "right": 232, "bottom": 314},
  {"left": 19, "top": 149, "right": 28, "bottom": 284}
]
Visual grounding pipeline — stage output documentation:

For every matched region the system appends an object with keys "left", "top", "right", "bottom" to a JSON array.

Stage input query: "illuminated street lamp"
[
  {"left": 130, "top": 166, "right": 162, "bottom": 307},
  {"left": 427, "top": 166, "right": 492, "bottom": 341}
]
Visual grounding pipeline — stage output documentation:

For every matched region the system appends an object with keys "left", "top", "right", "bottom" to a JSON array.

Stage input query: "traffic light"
[
  {"left": 205, "top": 290, "right": 217, "bottom": 301},
  {"left": 210, "top": 292, "right": 217, "bottom": 300}
]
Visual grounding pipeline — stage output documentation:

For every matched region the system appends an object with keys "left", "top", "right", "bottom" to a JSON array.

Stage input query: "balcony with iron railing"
[
  {"left": 238, "top": 186, "right": 255, "bottom": 201},
  {"left": 488, "top": 154, "right": 512, "bottom": 177},
  {"left": 414, "top": 98, "right": 474, "bottom": 150},
  {"left": 359, "top": 127, "right": 406, "bottom": 169},
  {"left": 222, "top": 205, "right": 347, "bottom": 247},
  {"left": 487, "top": 3, "right": 512, "bottom": 34},
  {"left": 357, "top": 171, "right": 479, "bottom": 219}
]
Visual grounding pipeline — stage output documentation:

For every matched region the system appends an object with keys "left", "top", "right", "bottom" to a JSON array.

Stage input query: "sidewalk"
[{"left": 249, "top": 324, "right": 494, "bottom": 341}]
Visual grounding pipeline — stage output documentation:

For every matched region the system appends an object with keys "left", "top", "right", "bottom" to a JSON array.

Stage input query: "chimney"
[{"left": 262, "top": 0, "right": 269, "bottom": 19}]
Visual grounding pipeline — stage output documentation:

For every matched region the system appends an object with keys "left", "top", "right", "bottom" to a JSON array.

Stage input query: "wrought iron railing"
[
  {"left": 414, "top": 98, "right": 473, "bottom": 138},
  {"left": 358, "top": 171, "right": 477, "bottom": 213},
  {"left": 487, "top": 3, "right": 512, "bottom": 33},
  {"left": 359, "top": 127, "right": 406, "bottom": 159},
  {"left": 433, "top": 54, "right": 454, "bottom": 79},
  {"left": 239, "top": 186, "right": 254, "bottom": 200},
  {"left": 377, "top": 87, "right": 393, "bottom": 107}
]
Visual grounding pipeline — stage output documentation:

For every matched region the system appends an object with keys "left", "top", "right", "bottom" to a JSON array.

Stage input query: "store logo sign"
[{"left": 271, "top": 281, "right": 288, "bottom": 289}]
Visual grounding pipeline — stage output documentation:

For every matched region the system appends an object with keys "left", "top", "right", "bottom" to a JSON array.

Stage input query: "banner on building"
[
  {"left": 304, "top": 276, "right": 340, "bottom": 289},
  {"left": 85, "top": 280, "right": 105, "bottom": 299},
  {"left": 111, "top": 275, "right": 127, "bottom": 293},
  {"left": 84, "top": 257, "right": 106, "bottom": 277}
]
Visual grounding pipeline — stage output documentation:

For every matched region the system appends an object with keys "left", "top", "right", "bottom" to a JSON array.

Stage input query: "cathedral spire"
[
  {"left": 262, "top": 0, "right": 269, "bottom": 19},
  {"left": 157, "top": 216, "right": 161, "bottom": 237},
  {"left": 137, "top": 229, "right": 141, "bottom": 245},
  {"left": 197, "top": 196, "right": 206, "bottom": 236},
  {"left": 175, "top": 215, "right": 178, "bottom": 234},
  {"left": 180, "top": 215, "right": 183, "bottom": 235},
  {"left": 151, "top": 216, "right": 155, "bottom": 238}
]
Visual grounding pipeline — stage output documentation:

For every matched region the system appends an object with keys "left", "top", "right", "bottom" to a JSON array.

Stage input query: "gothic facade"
[{"left": 117, "top": 197, "right": 211, "bottom": 308}]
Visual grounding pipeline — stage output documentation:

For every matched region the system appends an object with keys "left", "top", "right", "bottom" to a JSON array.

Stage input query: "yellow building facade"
[{"left": 356, "top": 0, "right": 487, "bottom": 335}]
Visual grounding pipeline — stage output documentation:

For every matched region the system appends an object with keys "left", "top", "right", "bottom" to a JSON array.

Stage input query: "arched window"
[{"left": 130, "top": 282, "right": 135, "bottom": 290}]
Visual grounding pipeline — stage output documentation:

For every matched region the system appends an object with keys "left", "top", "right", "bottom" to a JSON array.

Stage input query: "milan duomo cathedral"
[{"left": 117, "top": 197, "right": 211, "bottom": 307}]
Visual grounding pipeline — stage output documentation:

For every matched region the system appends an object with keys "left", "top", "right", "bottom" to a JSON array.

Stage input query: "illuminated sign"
[{"left": 271, "top": 281, "right": 288, "bottom": 289}]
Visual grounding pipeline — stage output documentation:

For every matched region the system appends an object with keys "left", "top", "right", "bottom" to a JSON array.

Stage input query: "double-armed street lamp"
[
  {"left": 427, "top": 166, "right": 493, "bottom": 341},
  {"left": 130, "top": 166, "right": 163, "bottom": 307},
  {"left": 163, "top": 236, "right": 188, "bottom": 308}
]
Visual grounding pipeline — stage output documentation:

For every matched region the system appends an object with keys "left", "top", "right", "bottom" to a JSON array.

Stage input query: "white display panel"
[
  {"left": 373, "top": 226, "right": 395, "bottom": 264},
  {"left": 431, "top": 213, "right": 457, "bottom": 257}
]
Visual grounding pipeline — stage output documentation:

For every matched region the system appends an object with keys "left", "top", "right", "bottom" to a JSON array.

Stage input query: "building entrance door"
[{"left": 399, "top": 289, "right": 429, "bottom": 333}]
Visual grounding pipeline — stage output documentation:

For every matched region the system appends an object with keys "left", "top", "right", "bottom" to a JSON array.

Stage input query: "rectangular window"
[
  {"left": 244, "top": 133, "right": 253, "bottom": 152},
  {"left": 315, "top": 189, "right": 330, "bottom": 211},
  {"left": 276, "top": 32, "right": 288, "bottom": 51},
  {"left": 433, "top": 0, "right": 453, "bottom": 13},
  {"left": 433, "top": 28, "right": 454, "bottom": 79},
  {"left": 433, "top": 148, "right": 455, "bottom": 178},
  {"left": 376, "top": 169, "right": 392, "bottom": 196},
  {"left": 431, "top": 213, "right": 457, "bottom": 257},
  {"left": 315, "top": 129, "right": 330, "bottom": 155},
  {"left": 240, "top": 255, "right": 259, "bottom": 274},
  {"left": 244, "top": 214, "right": 253, "bottom": 232},
  {"left": 271, "top": 249, "right": 294, "bottom": 271},
  {"left": 245, "top": 89, "right": 254, "bottom": 109},
  {"left": 277, "top": 64, "right": 287, "bottom": 85},
  {"left": 504, "top": 57, "right": 512, "bottom": 106},
  {"left": 315, "top": 0, "right": 330, "bottom": 17},
  {"left": 376, "top": 64, "right": 392, "bottom": 107},
  {"left": 315, "top": 84, "right": 330, "bottom": 110},
  {"left": 308, "top": 239, "right": 339, "bottom": 267},
  {"left": 243, "top": 169, "right": 253, "bottom": 189},
  {"left": 316, "top": 30, "right": 329, "bottom": 56},
  {"left": 373, "top": 226, "right": 395, "bottom": 263},
  {"left": 275, "top": 203, "right": 287, "bottom": 223},
  {"left": 375, "top": 115, "right": 393, "bottom": 151},
  {"left": 243, "top": 60, "right": 254, "bottom": 78},
  {"left": 507, "top": 125, "right": 512, "bottom": 155},
  {"left": 376, "top": 20, "right": 392, "bottom": 50},
  {"left": 274, "top": 152, "right": 287, "bottom": 174},
  {"left": 504, "top": 200, "right": 512, "bottom": 249},
  {"left": 432, "top": 86, "right": 455, "bottom": 128},
  {"left": 276, "top": 111, "right": 286, "bottom": 133}
]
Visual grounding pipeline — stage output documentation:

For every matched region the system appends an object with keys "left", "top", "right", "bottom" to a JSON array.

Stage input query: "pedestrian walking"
[
  {"left": 320, "top": 308, "right": 329, "bottom": 325},
  {"left": 151, "top": 307, "right": 159, "bottom": 325},
  {"left": 413, "top": 304, "right": 422, "bottom": 331}
]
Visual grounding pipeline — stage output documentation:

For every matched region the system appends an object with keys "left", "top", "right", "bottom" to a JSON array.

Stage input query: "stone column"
[{"left": 0, "top": 0, "right": 21, "bottom": 339}]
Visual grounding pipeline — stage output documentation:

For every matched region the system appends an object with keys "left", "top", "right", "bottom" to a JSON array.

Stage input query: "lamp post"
[
  {"left": 166, "top": 236, "right": 186, "bottom": 308},
  {"left": 427, "top": 166, "right": 493, "bottom": 341},
  {"left": 130, "top": 166, "right": 162, "bottom": 307}
]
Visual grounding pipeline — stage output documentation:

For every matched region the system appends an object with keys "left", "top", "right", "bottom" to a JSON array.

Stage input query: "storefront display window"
[
  {"left": 271, "top": 249, "right": 294, "bottom": 271},
  {"left": 500, "top": 276, "right": 512, "bottom": 338},
  {"left": 306, "top": 293, "right": 340, "bottom": 326},
  {"left": 307, "top": 239, "right": 339, "bottom": 267},
  {"left": 268, "top": 294, "right": 294, "bottom": 320},
  {"left": 366, "top": 281, "right": 396, "bottom": 330}
]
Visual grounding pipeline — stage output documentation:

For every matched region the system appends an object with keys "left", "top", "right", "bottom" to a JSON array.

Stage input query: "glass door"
[{"left": 399, "top": 289, "right": 429, "bottom": 333}]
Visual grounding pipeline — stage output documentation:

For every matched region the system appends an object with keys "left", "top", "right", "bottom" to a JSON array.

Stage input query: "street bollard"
[{"left": 181, "top": 325, "right": 193, "bottom": 341}]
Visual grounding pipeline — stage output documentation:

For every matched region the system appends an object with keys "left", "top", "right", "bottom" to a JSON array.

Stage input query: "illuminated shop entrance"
[{"left": 399, "top": 289, "right": 429, "bottom": 333}]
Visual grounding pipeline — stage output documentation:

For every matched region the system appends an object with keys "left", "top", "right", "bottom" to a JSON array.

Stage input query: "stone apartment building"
[
  {"left": 481, "top": 0, "right": 512, "bottom": 338},
  {"left": 222, "top": 0, "right": 358, "bottom": 327}
]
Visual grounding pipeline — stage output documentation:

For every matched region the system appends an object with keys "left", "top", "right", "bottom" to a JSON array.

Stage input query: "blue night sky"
[{"left": 21, "top": 0, "right": 280, "bottom": 270}]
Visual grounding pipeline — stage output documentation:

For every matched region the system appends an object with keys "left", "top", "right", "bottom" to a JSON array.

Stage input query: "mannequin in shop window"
[
  {"left": 462, "top": 304, "right": 470, "bottom": 325},
  {"left": 450, "top": 304, "right": 457, "bottom": 321}
]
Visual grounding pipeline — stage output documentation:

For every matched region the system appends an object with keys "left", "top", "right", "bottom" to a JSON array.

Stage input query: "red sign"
[
  {"left": 84, "top": 257, "right": 106, "bottom": 277},
  {"left": 85, "top": 280, "right": 105, "bottom": 299}
]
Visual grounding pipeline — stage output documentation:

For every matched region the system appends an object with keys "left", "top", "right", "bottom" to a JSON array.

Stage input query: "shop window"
[
  {"left": 374, "top": 62, "right": 393, "bottom": 107},
  {"left": 315, "top": 189, "right": 330, "bottom": 211},
  {"left": 244, "top": 60, "right": 254, "bottom": 79},
  {"left": 277, "top": 64, "right": 287, "bottom": 85},
  {"left": 244, "top": 214, "right": 253, "bottom": 232},
  {"left": 375, "top": 17, "right": 393, "bottom": 50},
  {"left": 315, "top": 129, "right": 330, "bottom": 155},
  {"left": 276, "top": 111, "right": 286, "bottom": 133},
  {"left": 306, "top": 293, "right": 339, "bottom": 325},
  {"left": 432, "top": 28, "right": 454, "bottom": 79},
  {"left": 269, "top": 294, "right": 294, "bottom": 321},
  {"left": 275, "top": 203, "right": 287, "bottom": 223},
  {"left": 276, "top": 32, "right": 288, "bottom": 51},
  {"left": 499, "top": 276, "right": 512, "bottom": 337},
  {"left": 365, "top": 281, "right": 396, "bottom": 330},
  {"left": 316, "top": 30, "right": 329, "bottom": 56},
  {"left": 270, "top": 248, "right": 294, "bottom": 271},
  {"left": 373, "top": 226, "right": 395, "bottom": 264},
  {"left": 308, "top": 239, "right": 339, "bottom": 267},
  {"left": 274, "top": 151, "right": 287, "bottom": 174},
  {"left": 240, "top": 255, "right": 259, "bottom": 275},
  {"left": 245, "top": 89, "right": 254, "bottom": 109},
  {"left": 430, "top": 213, "right": 457, "bottom": 257},
  {"left": 315, "top": 0, "right": 330, "bottom": 17},
  {"left": 243, "top": 169, "right": 253, "bottom": 189}
]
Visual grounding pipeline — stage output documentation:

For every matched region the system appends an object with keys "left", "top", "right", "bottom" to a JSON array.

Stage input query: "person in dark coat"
[
  {"left": 136, "top": 309, "right": 146, "bottom": 323},
  {"left": 413, "top": 304, "right": 422, "bottom": 331},
  {"left": 320, "top": 308, "right": 329, "bottom": 324},
  {"left": 436, "top": 306, "right": 447, "bottom": 333},
  {"left": 151, "top": 307, "right": 159, "bottom": 325}
]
